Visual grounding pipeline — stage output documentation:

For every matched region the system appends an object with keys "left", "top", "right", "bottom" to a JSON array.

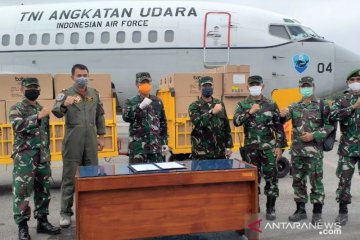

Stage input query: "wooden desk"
[{"left": 75, "top": 159, "right": 258, "bottom": 240}]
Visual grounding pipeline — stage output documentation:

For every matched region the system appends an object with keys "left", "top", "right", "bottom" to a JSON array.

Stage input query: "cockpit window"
[
  {"left": 269, "top": 25, "right": 290, "bottom": 40},
  {"left": 287, "top": 25, "right": 308, "bottom": 40},
  {"left": 302, "top": 26, "right": 320, "bottom": 38}
]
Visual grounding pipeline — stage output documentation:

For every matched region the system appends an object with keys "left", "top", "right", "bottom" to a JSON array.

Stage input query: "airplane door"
[{"left": 203, "top": 12, "right": 231, "bottom": 67}]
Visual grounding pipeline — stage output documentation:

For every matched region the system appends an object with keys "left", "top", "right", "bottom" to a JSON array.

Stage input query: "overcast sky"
[{"left": 1, "top": 0, "right": 359, "bottom": 54}]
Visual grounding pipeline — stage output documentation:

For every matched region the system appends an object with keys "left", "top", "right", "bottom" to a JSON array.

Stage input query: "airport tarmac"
[{"left": 1, "top": 140, "right": 360, "bottom": 240}]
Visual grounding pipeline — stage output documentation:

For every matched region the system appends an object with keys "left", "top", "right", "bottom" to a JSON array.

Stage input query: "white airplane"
[{"left": 0, "top": 1, "right": 359, "bottom": 107}]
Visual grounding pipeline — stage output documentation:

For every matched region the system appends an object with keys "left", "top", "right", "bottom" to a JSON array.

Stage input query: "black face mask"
[{"left": 25, "top": 89, "right": 40, "bottom": 101}]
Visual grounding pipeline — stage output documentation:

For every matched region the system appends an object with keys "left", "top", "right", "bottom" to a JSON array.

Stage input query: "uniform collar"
[
  {"left": 21, "top": 97, "right": 38, "bottom": 107},
  {"left": 73, "top": 84, "right": 88, "bottom": 96},
  {"left": 199, "top": 96, "right": 214, "bottom": 104}
]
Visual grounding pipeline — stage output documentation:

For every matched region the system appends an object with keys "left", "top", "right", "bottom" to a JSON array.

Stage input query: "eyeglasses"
[{"left": 349, "top": 77, "right": 360, "bottom": 81}]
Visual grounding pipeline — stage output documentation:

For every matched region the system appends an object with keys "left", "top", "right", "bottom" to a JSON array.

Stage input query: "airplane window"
[
  {"left": 116, "top": 31, "right": 125, "bottom": 43},
  {"left": 132, "top": 31, "right": 141, "bottom": 43},
  {"left": 42, "top": 33, "right": 50, "bottom": 45},
  {"left": 269, "top": 25, "right": 290, "bottom": 40},
  {"left": 86, "top": 32, "right": 94, "bottom": 44},
  {"left": 56, "top": 33, "right": 64, "bottom": 45},
  {"left": 287, "top": 26, "right": 308, "bottom": 40},
  {"left": 302, "top": 26, "right": 320, "bottom": 38},
  {"left": 71, "top": 32, "right": 79, "bottom": 44},
  {"left": 164, "top": 30, "right": 174, "bottom": 42},
  {"left": 15, "top": 34, "right": 23, "bottom": 46},
  {"left": 101, "top": 32, "right": 110, "bottom": 44},
  {"left": 29, "top": 34, "right": 37, "bottom": 46},
  {"left": 2, "top": 34, "right": 10, "bottom": 46},
  {"left": 148, "top": 31, "right": 157, "bottom": 43}
]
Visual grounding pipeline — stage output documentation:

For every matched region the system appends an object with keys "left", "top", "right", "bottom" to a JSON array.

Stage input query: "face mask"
[
  {"left": 348, "top": 82, "right": 360, "bottom": 91},
  {"left": 138, "top": 83, "right": 152, "bottom": 95},
  {"left": 75, "top": 77, "right": 88, "bottom": 87},
  {"left": 249, "top": 86, "right": 262, "bottom": 96},
  {"left": 25, "top": 89, "right": 40, "bottom": 101},
  {"left": 201, "top": 87, "right": 213, "bottom": 97},
  {"left": 300, "top": 87, "right": 313, "bottom": 98}
]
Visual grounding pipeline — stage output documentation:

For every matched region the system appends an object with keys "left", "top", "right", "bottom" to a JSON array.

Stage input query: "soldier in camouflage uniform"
[
  {"left": 52, "top": 64, "right": 106, "bottom": 228},
  {"left": 10, "top": 78, "right": 60, "bottom": 240},
  {"left": 330, "top": 69, "right": 360, "bottom": 225},
  {"left": 189, "top": 76, "right": 233, "bottom": 160},
  {"left": 123, "top": 72, "right": 168, "bottom": 164},
  {"left": 280, "top": 76, "right": 334, "bottom": 224},
  {"left": 234, "top": 75, "right": 286, "bottom": 221}
]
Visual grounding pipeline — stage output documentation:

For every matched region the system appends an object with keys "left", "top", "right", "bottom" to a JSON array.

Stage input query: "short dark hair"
[{"left": 71, "top": 64, "right": 89, "bottom": 75}]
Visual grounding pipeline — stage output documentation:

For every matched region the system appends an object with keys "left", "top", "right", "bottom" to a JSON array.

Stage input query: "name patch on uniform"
[
  {"left": 85, "top": 96, "right": 94, "bottom": 102},
  {"left": 56, "top": 93, "right": 65, "bottom": 101}
]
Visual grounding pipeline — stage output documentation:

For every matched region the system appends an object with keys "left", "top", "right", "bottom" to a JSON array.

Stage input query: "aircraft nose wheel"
[{"left": 277, "top": 157, "right": 290, "bottom": 178}]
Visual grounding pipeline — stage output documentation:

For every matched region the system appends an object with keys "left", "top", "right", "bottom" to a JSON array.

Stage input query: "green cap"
[
  {"left": 199, "top": 76, "right": 213, "bottom": 86},
  {"left": 136, "top": 72, "right": 152, "bottom": 83},
  {"left": 248, "top": 75, "right": 263, "bottom": 84},
  {"left": 299, "top": 76, "right": 314, "bottom": 86},
  {"left": 347, "top": 69, "right": 360, "bottom": 80},
  {"left": 21, "top": 77, "right": 40, "bottom": 87}
]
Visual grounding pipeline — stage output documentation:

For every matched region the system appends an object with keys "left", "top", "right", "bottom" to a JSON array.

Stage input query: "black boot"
[
  {"left": 36, "top": 216, "right": 61, "bottom": 235},
  {"left": 335, "top": 203, "right": 348, "bottom": 226},
  {"left": 266, "top": 197, "right": 276, "bottom": 220},
  {"left": 289, "top": 202, "right": 307, "bottom": 222},
  {"left": 311, "top": 203, "right": 324, "bottom": 225},
  {"left": 18, "top": 220, "right": 31, "bottom": 240}
]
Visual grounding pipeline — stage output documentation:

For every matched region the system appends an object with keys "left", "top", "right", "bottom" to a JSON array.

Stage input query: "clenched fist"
[
  {"left": 37, "top": 108, "right": 50, "bottom": 120},
  {"left": 212, "top": 104, "right": 223, "bottom": 115}
]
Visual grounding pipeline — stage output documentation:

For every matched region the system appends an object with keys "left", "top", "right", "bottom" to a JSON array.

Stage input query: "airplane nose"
[{"left": 333, "top": 44, "right": 360, "bottom": 93}]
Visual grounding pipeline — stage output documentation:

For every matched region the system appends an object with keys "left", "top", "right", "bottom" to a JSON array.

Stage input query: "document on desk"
[
  {"left": 154, "top": 162, "right": 186, "bottom": 170},
  {"left": 129, "top": 164, "right": 160, "bottom": 172}
]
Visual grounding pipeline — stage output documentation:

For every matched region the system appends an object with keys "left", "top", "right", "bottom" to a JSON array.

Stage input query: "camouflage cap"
[
  {"left": 347, "top": 69, "right": 360, "bottom": 80},
  {"left": 199, "top": 76, "right": 213, "bottom": 86},
  {"left": 248, "top": 75, "right": 263, "bottom": 84},
  {"left": 21, "top": 77, "right": 40, "bottom": 87},
  {"left": 299, "top": 76, "right": 314, "bottom": 86},
  {"left": 136, "top": 72, "right": 152, "bottom": 83}
]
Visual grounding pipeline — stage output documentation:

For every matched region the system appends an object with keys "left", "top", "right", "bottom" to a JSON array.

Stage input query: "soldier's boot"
[
  {"left": 18, "top": 220, "right": 31, "bottom": 240},
  {"left": 311, "top": 203, "right": 324, "bottom": 225},
  {"left": 266, "top": 197, "right": 276, "bottom": 221},
  {"left": 37, "top": 216, "right": 61, "bottom": 235},
  {"left": 288, "top": 202, "right": 307, "bottom": 222},
  {"left": 335, "top": 203, "right": 348, "bottom": 226}
]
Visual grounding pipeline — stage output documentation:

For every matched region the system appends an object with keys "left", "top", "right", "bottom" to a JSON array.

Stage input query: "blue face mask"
[
  {"left": 300, "top": 87, "right": 313, "bottom": 98},
  {"left": 202, "top": 87, "right": 213, "bottom": 97},
  {"left": 75, "top": 77, "right": 88, "bottom": 87}
]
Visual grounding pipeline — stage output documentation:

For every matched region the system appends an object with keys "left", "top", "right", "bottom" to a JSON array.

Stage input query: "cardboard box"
[
  {"left": 0, "top": 74, "right": 53, "bottom": 100},
  {"left": 204, "top": 65, "right": 250, "bottom": 74},
  {"left": 54, "top": 74, "right": 112, "bottom": 98},
  {"left": 222, "top": 96, "right": 245, "bottom": 117},
  {"left": 5, "top": 100, "right": 63, "bottom": 123},
  {"left": 166, "top": 73, "right": 223, "bottom": 97},
  {"left": 101, "top": 98, "right": 114, "bottom": 120},
  {"left": 223, "top": 72, "right": 250, "bottom": 97},
  {"left": 0, "top": 101, "right": 6, "bottom": 124},
  {"left": 175, "top": 96, "right": 198, "bottom": 117}
]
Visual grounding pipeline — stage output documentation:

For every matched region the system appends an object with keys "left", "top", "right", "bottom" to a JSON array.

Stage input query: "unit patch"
[{"left": 56, "top": 93, "right": 65, "bottom": 101}]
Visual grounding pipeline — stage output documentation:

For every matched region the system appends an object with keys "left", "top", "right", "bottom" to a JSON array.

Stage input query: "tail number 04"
[{"left": 318, "top": 62, "right": 332, "bottom": 73}]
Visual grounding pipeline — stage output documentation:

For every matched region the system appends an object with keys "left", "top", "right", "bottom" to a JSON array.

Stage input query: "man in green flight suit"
[
  {"left": 52, "top": 64, "right": 106, "bottom": 228},
  {"left": 234, "top": 75, "right": 287, "bottom": 221},
  {"left": 330, "top": 69, "right": 360, "bottom": 225},
  {"left": 123, "top": 72, "right": 168, "bottom": 164},
  {"left": 280, "top": 76, "right": 334, "bottom": 224},
  {"left": 10, "top": 78, "right": 61, "bottom": 240},
  {"left": 188, "top": 76, "right": 233, "bottom": 160}
]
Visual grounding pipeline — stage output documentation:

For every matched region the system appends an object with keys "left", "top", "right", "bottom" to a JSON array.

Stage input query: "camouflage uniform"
[
  {"left": 234, "top": 96, "right": 286, "bottom": 198},
  {"left": 123, "top": 72, "right": 168, "bottom": 164},
  {"left": 282, "top": 98, "right": 334, "bottom": 204},
  {"left": 9, "top": 80, "right": 51, "bottom": 225},
  {"left": 189, "top": 97, "right": 233, "bottom": 160},
  {"left": 52, "top": 84, "right": 105, "bottom": 217},
  {"left": 330, "top": 93, "right": 360, "bottom": 204}
]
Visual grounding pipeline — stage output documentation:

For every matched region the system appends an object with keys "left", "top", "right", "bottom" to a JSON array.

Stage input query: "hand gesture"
[
  {"left": 212, "top": 104, "right": 223, "bottom": 115},
  {"left": 63, "top": 96, "right": 76, "bottom": 106},
  {"left": 139, "top": 97, "right": 152, "bottom": 109},
  {"left": 37, "top": 108, "right": 50, "bottom": 120},
  {"left": 280, "top": 108, "right": 289, "bottom": 117},
  {"left": 249, "top": 104, "right": 260, "bottom": 115},
  {"left": 300, "top": 132, "right": 314, "bottom": 142}
]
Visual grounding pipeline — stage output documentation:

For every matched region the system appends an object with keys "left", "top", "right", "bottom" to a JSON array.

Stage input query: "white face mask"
[
  {"left": 249, "top": 86, "right": 262, "bottom": 96},
  {"left": 348, "top": 82, "right": 360, "bottom": 91}
]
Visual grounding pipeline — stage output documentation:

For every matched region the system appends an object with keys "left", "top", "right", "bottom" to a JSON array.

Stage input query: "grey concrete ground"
[{"left": 1, "top": 140, "right": 360, "bottom": 239}]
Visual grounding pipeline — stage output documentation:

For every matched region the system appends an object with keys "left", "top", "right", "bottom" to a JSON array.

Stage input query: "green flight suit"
[{"left": 52, "top": 85, "right": 105, "bottom": 217}]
